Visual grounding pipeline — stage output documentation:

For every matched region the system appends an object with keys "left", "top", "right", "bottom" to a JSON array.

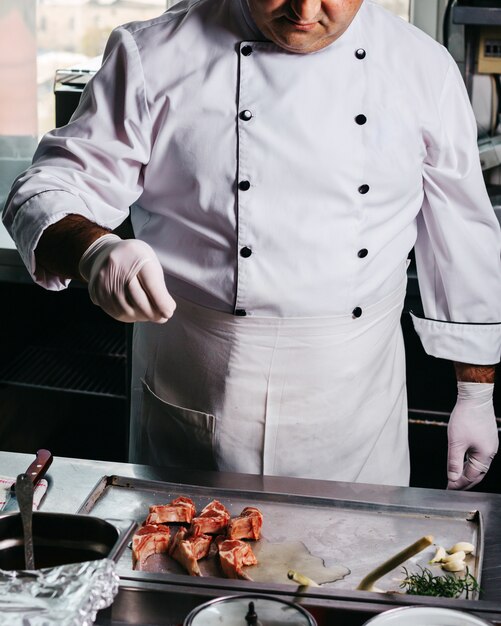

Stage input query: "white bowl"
[{"left": 363, "top": 606, "right": 493, "bottom": 626}]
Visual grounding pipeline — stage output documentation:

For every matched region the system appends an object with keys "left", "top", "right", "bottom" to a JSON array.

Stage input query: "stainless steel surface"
[
  {"left": 2, "top": 452, "right": 501, "bottom": 625},
  {"left": 16, "top": 473, "right": 35, "bottom": 569},
  {"left": 0, "top": 248, "right": 32, "bottom": 284},
  {"left": 77, "top": 474, "right": 484, "bottom": 596}
]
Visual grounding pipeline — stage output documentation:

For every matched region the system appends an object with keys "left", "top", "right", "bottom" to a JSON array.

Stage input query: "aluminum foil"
[{"left": 0, "top": 558, "right": 119, "bottom": 625}]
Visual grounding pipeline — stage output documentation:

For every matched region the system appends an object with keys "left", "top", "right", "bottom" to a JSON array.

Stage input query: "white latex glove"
[
  {"left": 79, "top": 234, "right": 176, "bottom": 323},
  {"left": 447, "top": 382, "right": 498, "bottom": 490}
]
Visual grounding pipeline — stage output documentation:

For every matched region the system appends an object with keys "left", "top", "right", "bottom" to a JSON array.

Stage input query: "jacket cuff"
[
  {"left": 410, "top": 313, "right": 501, "bottom": 365},
  {"left": 10, "top": 190, "right": 95, "bottom": 291}
]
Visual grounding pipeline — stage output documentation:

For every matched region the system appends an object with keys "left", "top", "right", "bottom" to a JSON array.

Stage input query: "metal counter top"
[
  {"left": 2, "top": 451, "right": 501, "bottom": 625},
  {"left": 0, "top": 249, "right": 31, "bottom": 284}
]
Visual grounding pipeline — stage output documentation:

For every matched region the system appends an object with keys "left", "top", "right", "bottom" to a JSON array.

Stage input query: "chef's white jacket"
[{"left": 3, "top": 0, "right": 501, "bottom": 364}]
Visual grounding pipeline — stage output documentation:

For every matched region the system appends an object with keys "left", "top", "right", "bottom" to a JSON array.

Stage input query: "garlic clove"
[
  {"left": 442, "top": 559, "right": 466, "bottom": 572},
  {"left": 448, "top": 542, "right": 474, "bottom": 555},
  {"left": 429, "top": 546, "right": 447, "bottom": 564},
  {"left": 443, "top": 550, "right": 466, "bottom": 563}
]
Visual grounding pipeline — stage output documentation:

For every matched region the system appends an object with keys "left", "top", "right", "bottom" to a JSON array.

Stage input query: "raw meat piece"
[
  {"left": 146, "top": 496, "right": 196, "bottom": 524},
  {"left": 227, "top": 506, "right": 263, "bottom": 541},
  {"left": 217, "top": 537, "right": 258, "bottom": 580},
  {"left": 192, "top": 499, "right": 230, "bottom": 535},
  {"left": 132, "top": 524, "right": 170, "bottom": 570},
  {"left": 169, "top": 526, "right": 213, "bottom": 576}
]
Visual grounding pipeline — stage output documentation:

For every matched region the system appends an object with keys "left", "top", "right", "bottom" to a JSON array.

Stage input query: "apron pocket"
[{"left": 140, "top": 379, "right": 216, "bottom": 470}]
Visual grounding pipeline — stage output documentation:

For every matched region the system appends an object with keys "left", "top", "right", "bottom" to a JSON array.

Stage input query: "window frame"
[{"left": 410, "top": 0, "right": 449, "bottom": 43}]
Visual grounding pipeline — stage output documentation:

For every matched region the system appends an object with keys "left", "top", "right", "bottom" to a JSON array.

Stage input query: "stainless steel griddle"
[
  {"left": 77, "top": 474, "right": 484, "bottom": 597},
  {"left": 2, "top": 451, "right": 501, "bottom": 625}
]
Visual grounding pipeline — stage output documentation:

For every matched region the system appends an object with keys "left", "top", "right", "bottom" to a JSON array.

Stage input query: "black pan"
[{"left": 0, "top": 512, "right": 135, "bottom": 570}]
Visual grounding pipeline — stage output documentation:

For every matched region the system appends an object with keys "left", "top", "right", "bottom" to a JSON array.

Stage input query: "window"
[
  {"left": 0, "top": 1, "right": 168, "bottom": 248},
  {"left": 37, "top": 1, "right": 168, "bottom": 136}
]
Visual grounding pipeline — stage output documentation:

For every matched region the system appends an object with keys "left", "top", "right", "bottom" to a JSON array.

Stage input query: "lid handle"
[{"left": 245, "top": 601, "right": 259, "bottom": 626}]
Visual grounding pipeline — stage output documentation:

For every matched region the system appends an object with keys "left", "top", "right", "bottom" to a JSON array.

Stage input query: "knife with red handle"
[{"left": 0, "top": 449, "right": 53, "bottom": 511}]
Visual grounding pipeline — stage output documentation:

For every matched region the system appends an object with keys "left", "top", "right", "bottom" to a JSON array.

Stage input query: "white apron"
[{"left": 129, "top": 277, "right": 410, "bottom": 487}]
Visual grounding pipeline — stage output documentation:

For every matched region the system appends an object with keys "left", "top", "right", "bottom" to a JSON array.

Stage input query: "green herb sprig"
[{"left": 399, "top": 566, "right": 480, "bottom": 599}]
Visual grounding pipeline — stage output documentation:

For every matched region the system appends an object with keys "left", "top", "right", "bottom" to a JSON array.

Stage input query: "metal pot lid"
[{"left": 184, "top": 594, "right": 317, "bottom": 626}]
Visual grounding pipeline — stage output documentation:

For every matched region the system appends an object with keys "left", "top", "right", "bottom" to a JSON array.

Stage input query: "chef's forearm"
[
  {"left": 454, "top": 362, "right": 496, "bottom": 383},
  {"left": 34, "top": 214, "right": 111, "bottom": 281}
]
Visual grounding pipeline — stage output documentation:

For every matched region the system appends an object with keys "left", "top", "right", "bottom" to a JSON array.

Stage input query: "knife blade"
[{"left": 0, "top": 449, "right": 53, "bottom": 512}]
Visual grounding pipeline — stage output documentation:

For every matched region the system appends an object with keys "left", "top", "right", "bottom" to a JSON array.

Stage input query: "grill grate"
[
  {"left": 33, "top": 321, "right": 126, "bottom": 357},
  {"left": 0, "top": 320, "right": 127, "bottom": 398}
]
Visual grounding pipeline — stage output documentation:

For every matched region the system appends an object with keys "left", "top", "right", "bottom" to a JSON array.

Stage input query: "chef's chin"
[{"left": 268, "top": 22, "right": 342, "bottom": 54}]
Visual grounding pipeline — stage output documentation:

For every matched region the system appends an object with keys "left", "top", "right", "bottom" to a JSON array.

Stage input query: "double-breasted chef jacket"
[{"left": 4, "top": 0, "right": 501, "bottom": 483}]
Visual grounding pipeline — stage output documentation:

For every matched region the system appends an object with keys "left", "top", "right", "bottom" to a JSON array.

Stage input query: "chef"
[{"left": 3, "top": 0, "right": 501, "bottom": 489}]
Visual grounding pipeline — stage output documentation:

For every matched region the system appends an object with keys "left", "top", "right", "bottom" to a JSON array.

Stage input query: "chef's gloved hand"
[
  {"left": 79, "top": 234, "right": 176, "bottom": 323},
  {"left": 447, "top": 382, "right": 498, "bottom": 490}
]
